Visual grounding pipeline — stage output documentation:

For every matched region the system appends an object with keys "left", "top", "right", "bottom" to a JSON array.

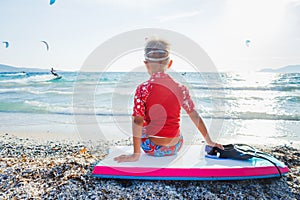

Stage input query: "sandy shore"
[{"left": 0, "top": 133, "right": 299, "bottom": 199}]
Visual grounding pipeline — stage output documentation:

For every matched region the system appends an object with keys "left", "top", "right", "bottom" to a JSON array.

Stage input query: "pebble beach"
[{"left": 0, "top": 133, "right": 299, "bottom": 200}]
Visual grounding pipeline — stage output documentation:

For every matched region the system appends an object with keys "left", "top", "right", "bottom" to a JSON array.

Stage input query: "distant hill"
[
  {"left": 0, "top": 64, "right": 48, "bottom": 72},
  {"left": 260, "top": 65, "right": 300, "bottom": 73}
]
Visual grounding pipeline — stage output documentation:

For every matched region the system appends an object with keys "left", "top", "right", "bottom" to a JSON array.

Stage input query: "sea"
[{"left": 0, "top": 71, "right": 299, "bottom": 145}]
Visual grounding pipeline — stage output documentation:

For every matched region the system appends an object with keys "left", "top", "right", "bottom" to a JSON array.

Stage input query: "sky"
[{"left": 0, "top": 0, "right": 300, "bottom": 72}]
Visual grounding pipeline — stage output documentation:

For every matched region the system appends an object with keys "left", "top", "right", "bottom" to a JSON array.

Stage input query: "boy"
[{"left": 114, "top": 37, "right": 223, "bottom": 163}]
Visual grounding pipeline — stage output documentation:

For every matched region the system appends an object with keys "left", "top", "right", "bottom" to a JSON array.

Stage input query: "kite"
[
  {"left": 50, "top": 0, "right": 56, "bottom": 5},
  {"left": 41, "top": 41, "right": 49, "bottom": 51},
  {"left": 245, "top": 39, "right": 251, "bottom": 47},
  {"left": 2, "top": 41, "right": 9, "bottom": 48}
]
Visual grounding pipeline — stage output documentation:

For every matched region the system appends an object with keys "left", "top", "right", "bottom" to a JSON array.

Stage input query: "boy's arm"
[
  {"left": 188, "top": 110, "right": 223, "bottom": 149},
  {"left": 132, "top": 116, "right": 143, "bottom": 155},
  {"left": 114, "top": 116, "right": 143, "bottom": 163}
]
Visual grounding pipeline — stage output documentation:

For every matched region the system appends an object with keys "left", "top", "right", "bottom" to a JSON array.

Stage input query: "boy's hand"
[
  {"left": 114, "top": 153, "right": 140, "bottom": 163},
  {"left": 207, "top": 141, "right": 224, "bottom": 150}
]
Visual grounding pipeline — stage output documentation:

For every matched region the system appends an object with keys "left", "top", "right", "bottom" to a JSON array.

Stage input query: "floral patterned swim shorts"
[{"left": 141, "top": 133, "right": 183, "bottom": 157}]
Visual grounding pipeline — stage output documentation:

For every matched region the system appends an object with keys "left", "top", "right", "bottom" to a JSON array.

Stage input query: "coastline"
[
  {"left": 1, "top": 112, "right": 299, "bottom": 147},
  {"left": 0, "top": 133, "right": 299, "bottom": 199}
]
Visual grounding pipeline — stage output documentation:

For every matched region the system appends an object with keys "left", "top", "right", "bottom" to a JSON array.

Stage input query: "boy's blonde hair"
[{"left": 144, "top": 37, "right": 170, "bottom": 65}]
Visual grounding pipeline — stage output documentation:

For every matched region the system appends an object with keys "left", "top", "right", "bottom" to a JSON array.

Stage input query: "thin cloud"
[{"left": 158, "top": 11, "right": 202, "bottom": 22}]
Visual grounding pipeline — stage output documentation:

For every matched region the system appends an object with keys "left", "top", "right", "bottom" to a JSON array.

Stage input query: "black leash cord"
[{"left": 234, "top": 144, "right": 283, "bottom": 178}]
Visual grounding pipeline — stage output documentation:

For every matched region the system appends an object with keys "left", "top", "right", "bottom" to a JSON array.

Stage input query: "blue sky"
[{"left": 0, "top": 0, "right": 300, "bottom": 72}]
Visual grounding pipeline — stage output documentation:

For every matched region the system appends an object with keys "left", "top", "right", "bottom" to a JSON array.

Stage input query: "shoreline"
[
  {"left": 0, "top": 133, "right": 299, "bottom": 199},
  {"left": 2, "top": 129, "right": 300, "bottom": 149},
  {"left": 1, "top": 112, "right": 300, "bottom": 148}
]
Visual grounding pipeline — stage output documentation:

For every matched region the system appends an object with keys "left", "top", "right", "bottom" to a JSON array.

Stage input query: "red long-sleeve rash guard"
[{"left": 132, "top": 72, "right": 195, "bottom": 138}]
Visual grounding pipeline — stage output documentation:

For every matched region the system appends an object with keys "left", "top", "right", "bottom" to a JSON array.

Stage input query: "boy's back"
[{"left": 134, "top": 72, "right": 194, "bottom": 138}]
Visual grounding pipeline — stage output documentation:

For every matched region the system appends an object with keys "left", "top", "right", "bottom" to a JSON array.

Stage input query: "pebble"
[{"left": 0, "top": 133, "right": 299, "bottom": 199}]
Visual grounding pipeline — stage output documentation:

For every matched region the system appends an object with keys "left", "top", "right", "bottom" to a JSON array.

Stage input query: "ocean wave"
[
  {"left": 0, "top": 88, "right": 27, "bottom": 93},
  {"left": 1, "top": 102, "right": 299, "bottom": 121},
  {"left": 0, "top": 72, "right": 27, "bottom": 77},
  {"left": 192, "top": 85, "right": 299, "bottom": 91},
  {"left": 26, "top": 90, "right": 72, "bottom": 95},
  {"left": 0, "top": 101, "right": 49, "bottom": 114},
  {"left": 43, "top": 112, "right": 300, "bottom": 121},
  {"left": 0, "top": 88, "right": 72, "bottom": 95},
  {"left": 223, "top": 112, "right": 300, "bottom": 121},
  {"left": 275, "top": 96, "right": 300, "bottom": 103},
  {"left": 0, "top": 74, "right": 61, "bottom": 84}
]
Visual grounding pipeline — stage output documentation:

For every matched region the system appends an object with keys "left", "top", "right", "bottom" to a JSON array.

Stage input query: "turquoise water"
[{"left": 0, "top": 71, "right": 299, "bottom": 142}]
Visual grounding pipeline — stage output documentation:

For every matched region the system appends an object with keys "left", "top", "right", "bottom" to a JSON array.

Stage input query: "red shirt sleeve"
[
  {"left": 132, "top": 82, "right": 152, "bottom": 117},
  {"left": 180, "top": 85, "right": 195, "bottom": 114}
]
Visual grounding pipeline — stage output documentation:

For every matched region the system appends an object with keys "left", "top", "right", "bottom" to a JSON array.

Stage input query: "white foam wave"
[
  {"left": 206, "top": 111, "right": 300, "bottom": 121},
  {"left": 0, "top": 74, "right": 58, "bottom": 84},
  {"left": 0, "top": 88, "right": 72, "bottom": 95},
  {"left": 1, "top": 72, "right": 26, "bottom": 77},
  {"left": 24, "top": 100, "right": 49, "bottom": 108}
]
